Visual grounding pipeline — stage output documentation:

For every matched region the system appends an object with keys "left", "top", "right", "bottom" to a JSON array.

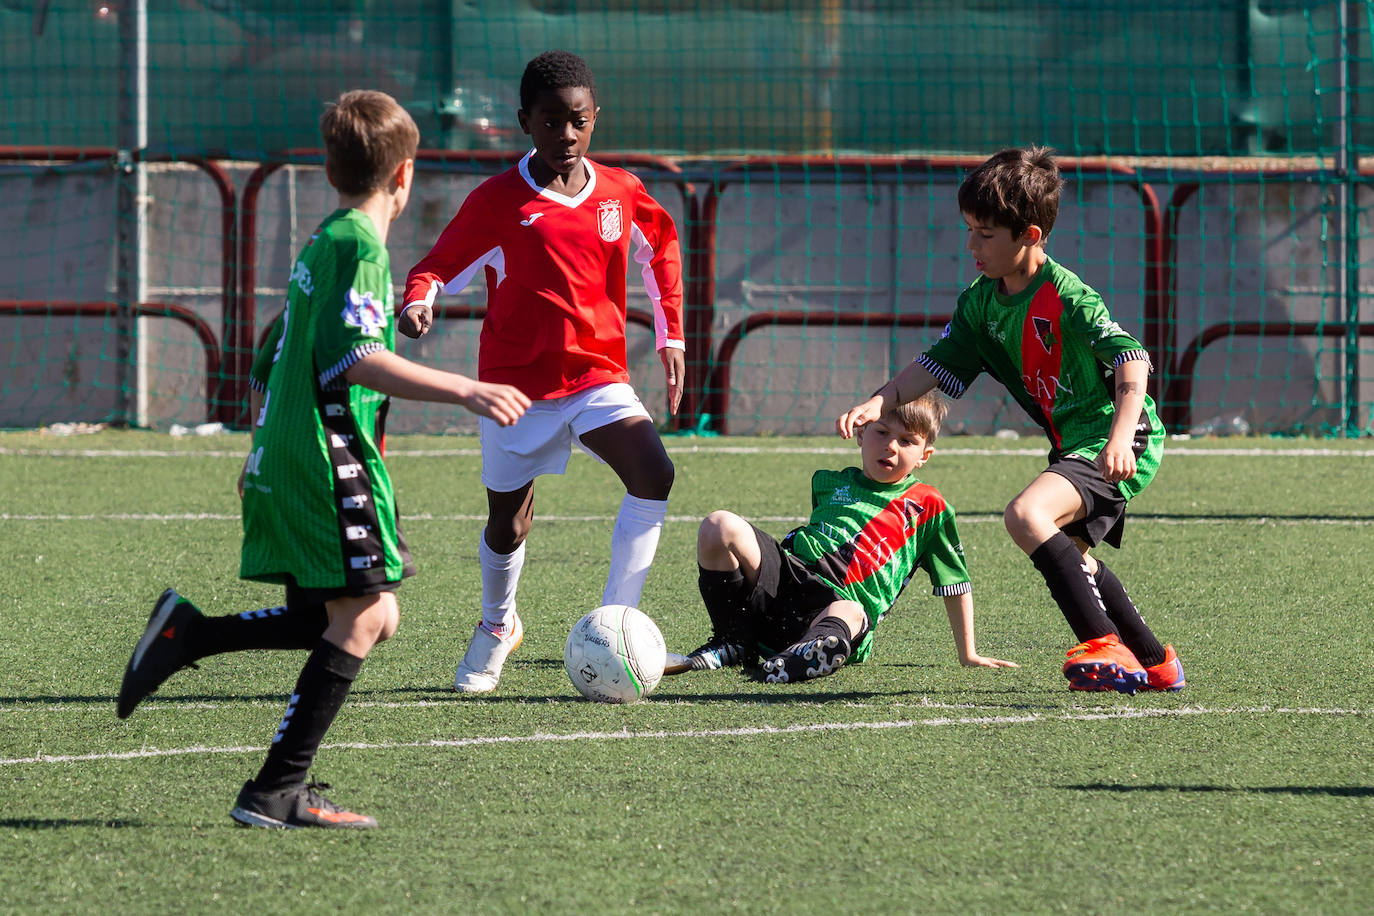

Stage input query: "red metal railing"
[
  {"left": 1167, "top": 320, "right": 1374, "bottom": 429},
  {"left": 692, "top": 156, "right": 1164, "bottom": 432},
  {"left": 1156, "top": 170, "right": 1373, "bottom": 430},
  {"left": 0, "top": 147, "right": 238, "bottom": 421},
  {"left": 0, "top": 300, "right": 222, "bottom": 416},
  {"left": 705, "top": 310, "right": 954, "bottom": 434},
  {"left": 15, "top": 146, "right": 1364, "bottom": 434}
]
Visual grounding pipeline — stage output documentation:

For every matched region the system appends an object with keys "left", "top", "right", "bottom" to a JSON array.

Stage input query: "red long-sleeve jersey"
[{"left": 404, "top": 152, "right": 684, "bottom": 400}]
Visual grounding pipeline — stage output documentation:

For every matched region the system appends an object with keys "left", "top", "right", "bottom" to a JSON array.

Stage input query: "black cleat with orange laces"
[{"left": 231, "top": 778, "right": 378, "bottom": 830}]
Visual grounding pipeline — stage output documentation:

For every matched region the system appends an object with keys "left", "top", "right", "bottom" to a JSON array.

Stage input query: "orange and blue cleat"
[
  {"left": 1062, "top": 633, "right": 1148, "bottom": 695},
  {"left": 1141, "top": 644, "right": 1185, "bottom": 692}
]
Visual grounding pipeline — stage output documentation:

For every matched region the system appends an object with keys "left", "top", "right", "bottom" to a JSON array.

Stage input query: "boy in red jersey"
[
  {"left": 667, "top": 393, "right": 1016, "bottom": 683},
  {"left": 837, "top": 147, "right": 1185, "bottom": 695},
  {"left": 401, "top": 51, "right": 684, "bottom": 693}
]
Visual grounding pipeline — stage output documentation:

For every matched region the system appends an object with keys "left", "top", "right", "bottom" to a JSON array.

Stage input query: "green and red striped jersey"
[
  {"left": 785, "top": 466, "right": 970, "bottom": 663},
  {"left": 919, "top": 256, "right": 1163, "bottom": 500}
]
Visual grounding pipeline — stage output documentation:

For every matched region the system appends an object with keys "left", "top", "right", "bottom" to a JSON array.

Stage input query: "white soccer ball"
[{"left": 564, "top": 605, "right": 667, "bottom": 703}]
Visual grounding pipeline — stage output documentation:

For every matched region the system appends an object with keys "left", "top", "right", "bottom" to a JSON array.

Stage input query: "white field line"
[
  {"left": 4, "top": 445, "right": 1374, "bottom": 459},
  {"left": 5, "top": 511, "right": 1373, "bottom": 527},
  {"left": 0, "top": 703, "right": 1365, "bottom": 767}
]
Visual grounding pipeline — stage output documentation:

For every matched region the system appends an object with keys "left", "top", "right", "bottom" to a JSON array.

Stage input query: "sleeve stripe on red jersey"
[
  {"left": 629, "top": 222, "right": 682, "bottom": 350},
  {"left": 441, "top": 246, "right": 505, "bottom": 298}
]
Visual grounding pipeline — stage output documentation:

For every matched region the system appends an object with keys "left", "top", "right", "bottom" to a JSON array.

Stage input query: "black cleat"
[
  {"left": 115, "top": 589, "right": 201, "bottom": 719},
  {"left": 664, "top": 639, "right": 749, "bottom": 675},
  {"left": 231, "top": 778, "right": 378, "bottom": 830},
  {"left": 760, "top": 634, "right": 850, "bottom": 684}
]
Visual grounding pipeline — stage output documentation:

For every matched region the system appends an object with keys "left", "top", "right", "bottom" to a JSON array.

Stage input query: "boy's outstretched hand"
[
  {"left": 836, "top": 394, "right": 885, "bottom": 439},
  {"left": 660, "top": 347, "right": 684, "bottom": 416},
  {"left": 959, "top": 653, "right": 1020, "bottom": 669},
  {"left": 397, "top": 303, "right": 432, "bottom": 339},
  {"left": 460, "top": 381, "right": 531, "bottom": 427}
]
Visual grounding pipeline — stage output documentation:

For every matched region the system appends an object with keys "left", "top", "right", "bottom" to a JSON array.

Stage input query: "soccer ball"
[{"left": 564, "top": 605, "right": 667, "bottom": 703}]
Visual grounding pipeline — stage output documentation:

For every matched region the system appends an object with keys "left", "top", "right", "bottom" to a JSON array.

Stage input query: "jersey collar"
[{"left": 519, "top": 150, "right": 597, "bottom": 208}]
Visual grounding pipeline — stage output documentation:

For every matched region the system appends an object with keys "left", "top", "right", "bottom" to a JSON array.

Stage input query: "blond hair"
[
  {"left": 320, "top": 90, "right": 420, "bottom": 196},
  {"left": 887, "top": 391, "right": 948, "bottom": 443}
]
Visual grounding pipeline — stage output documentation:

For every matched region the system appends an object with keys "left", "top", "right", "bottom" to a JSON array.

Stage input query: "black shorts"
[
  {"left": 1047, "top": 456, "right": 1128, "bottom": 548},
  {"left": 284, "top": 574, "right": 399, "bottom": 609},
  {"left": 741, "top": 524, "right": 841, "bottom": 655}
]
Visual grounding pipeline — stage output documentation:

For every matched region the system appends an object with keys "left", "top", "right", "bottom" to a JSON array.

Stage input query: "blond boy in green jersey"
[{"left": 116, "top": 90, "right": 529, "bottom": 829}]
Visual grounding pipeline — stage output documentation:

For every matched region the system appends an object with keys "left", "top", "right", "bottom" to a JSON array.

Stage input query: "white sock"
[
  {"left": 602, "top": 494, "right": 667, "bottom": 608},
  {"left": 479, "top": 530, "right": 524, "bottom": 635}
]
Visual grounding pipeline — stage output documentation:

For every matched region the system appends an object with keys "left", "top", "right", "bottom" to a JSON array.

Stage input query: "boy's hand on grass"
[{"left": 960, "top": 653, "right": 1019, "bottom": 669}]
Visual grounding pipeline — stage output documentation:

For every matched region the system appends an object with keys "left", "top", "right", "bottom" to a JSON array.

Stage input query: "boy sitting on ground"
[{"left": 669, "top": 392, "right": 1017, "bottom": 683}]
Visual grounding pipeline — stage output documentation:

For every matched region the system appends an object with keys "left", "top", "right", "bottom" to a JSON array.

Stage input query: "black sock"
[
  {"left": 697, "top": 566, "right": 750, "bottom": 643},
  {"left": 795, "top": 613, "right": 860, "bottom": 648},
  {"left": 184, "top": 598, "right": 328, "bottom": 661},
  {"left": 1093, "top": 560, "right": 1165, "bottom": 667},
  {"left": 1028, "top": 532, "right": 1117, "bottom": 642},
  {"left": 252, "top": 639, "right": 363, "bottom": 794}
]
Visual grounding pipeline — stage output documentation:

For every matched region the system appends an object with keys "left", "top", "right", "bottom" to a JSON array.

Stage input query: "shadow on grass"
[
  {"left": 0, "top": 818, "right": 143, "bottom": 829},
  {"left": 1061, "top": 783, "right": 1374, "bottom": 797}
]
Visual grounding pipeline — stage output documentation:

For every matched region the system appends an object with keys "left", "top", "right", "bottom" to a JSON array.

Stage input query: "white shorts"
[{"left": 479, "top": 382, "right": 653, "bottom": 492}]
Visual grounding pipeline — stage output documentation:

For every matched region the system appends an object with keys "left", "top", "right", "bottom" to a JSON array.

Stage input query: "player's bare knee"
[
  {"left": 1003, "top": 496, "right": 1039, "bottom": 540},
  {"left": 698, "top": 510, "right": 746, "bottom": 564},
  {"left": 697, "top": 509, "right": 731, "bottom": 549}
]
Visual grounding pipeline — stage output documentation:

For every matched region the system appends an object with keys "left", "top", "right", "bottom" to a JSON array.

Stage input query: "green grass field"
[{"left": 2, "top": 430, "right": 1372, "bottom": 914}]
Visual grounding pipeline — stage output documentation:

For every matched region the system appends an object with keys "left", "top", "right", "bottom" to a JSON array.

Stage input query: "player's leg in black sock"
[
  {"left": 697, "top": 565, "right": 751, "bottom": 644},
  {"left": 793, "top": 613, "right": 865, "bottom": 649},
  {"left": 183, "top": 591, "right": 329, "bottom": 662},
  {"left": 1092, "top": 560, "right": 1165, "bottom": 667},
  {"left": 1028, "top": 532, "right": 1117, "bottom": 642},
  {"left": 251, "top": 638, "right": 363, "bottom": 794},
  {"left": 760, "top": 613, "right": 863, "bottom": 683}
]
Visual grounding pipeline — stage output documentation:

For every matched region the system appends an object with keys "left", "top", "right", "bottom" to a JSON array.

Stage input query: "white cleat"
[{"left": 453, "top": 612, "right": 524, "bottom": 694}]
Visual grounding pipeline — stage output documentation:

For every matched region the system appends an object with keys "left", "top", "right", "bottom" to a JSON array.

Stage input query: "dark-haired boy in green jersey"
[
  {"left": 115, "top": 90, "right": 529, "bottom": 829},
  {"left": 667, "top": 392, "right": 1018, "bottom": 683},
  {"left": 838, "top": 146, "right": 1185, "bottom": 695}
]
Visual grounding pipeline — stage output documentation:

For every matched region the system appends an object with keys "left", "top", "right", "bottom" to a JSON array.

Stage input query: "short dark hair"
[
  {"left": 319, "top": 90, "right": 419, "bottom": 196},
  {"left": 520, "top": 50, "right": 597, "bottom": 110},
  {"left": 889, "top": 391, "right": 948, "bottom": 444},
  {"left": 957, "top": 146, "right": 1063, "bottom": 239}
]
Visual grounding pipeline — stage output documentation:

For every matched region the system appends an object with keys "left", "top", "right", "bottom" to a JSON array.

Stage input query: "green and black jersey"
[
  {"left": 785, "top": 467, "right": 969, "bottom": 663},
  {"left": 919, "top": 256, "right": 1164, "bottom": 500},
  {"left": 239, "top": 208, "right": 414, "bottom": 590}
]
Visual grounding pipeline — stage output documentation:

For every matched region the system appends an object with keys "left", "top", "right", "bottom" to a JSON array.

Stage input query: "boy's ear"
[
  {"left": 913, "top": 443, "right": 936, "bottom": 468},
  {"left": 394, "top": 157, "right": 414, "bottom": 191},
  {"left": 1020, "top": 224, "right": 1044, "bottom": 247},
  {"left": 517, "top": 108, "right": 530, "bottom": 135}
]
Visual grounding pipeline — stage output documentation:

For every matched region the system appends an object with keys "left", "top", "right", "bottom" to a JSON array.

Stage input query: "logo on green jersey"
[
  {"left": 342, "top": 288, "right": 387, "bottom": 337},
  {"left": 1032, "top": 316, "right": 1057, "bottom": 354}
]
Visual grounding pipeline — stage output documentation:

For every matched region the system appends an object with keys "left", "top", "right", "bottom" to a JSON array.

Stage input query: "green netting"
[{"left": 2, "top": 1, "right": 1372, "bottom": 435}]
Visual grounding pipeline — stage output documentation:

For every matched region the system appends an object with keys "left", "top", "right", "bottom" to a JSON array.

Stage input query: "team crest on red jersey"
[{"left": 597, "top": 200, "right": 623, "bottom": 242}]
